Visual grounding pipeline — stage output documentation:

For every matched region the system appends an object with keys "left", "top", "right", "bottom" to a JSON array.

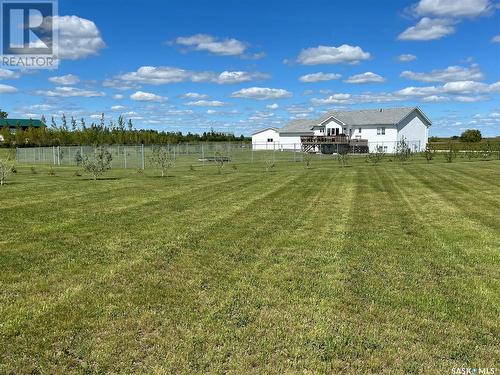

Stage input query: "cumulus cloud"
[
  {"left": 0, "top": 83, "right": 17, "bottom": 93},
  {"left": 0, "top": 68, "right": 20, "bottom": 79},
  {"left": 179, "top": 92, "right": 209, "bottom": 99},
  {"left": 36, "top": 86, "right": 104, "bottom": 97},
  {"left": 214, "top": 70, "right": 270, "bottom": 84},
  {"left": 111, "top": 66, "right": 269, "bottom": 86},
  {"left": 49, "top": 74, "right": 80, "bottom": 85},
  {"left": 266, "top": 103, "right": 279, "bottom": 109},
  {"left": 130, "top": 91, "right": 167, "bottom": 102},
  {"left": 492, "top": 35, "right": 500, "bottom": 43},
  {"left": 398, "top": 54, "right": 417, "bottom": 62},
  {"left": 231, "top": 87, "right": 292, "bottom": 100},
  {"left": 400, "top": 64, "right": 484, "bottom": 82},
  {"left": 54, "top": 16, "right": 105, "bottom": 60},
  {"left": 173, "top": 34, "right": 247, "bottom": 56},
  {"left": 299, "top": 72, "right": 341, "bottom": 82},
  {"left": 344, "top": 72, "right": 385, "bottom": 84},
  {"left": 310, "top": 80, "right": 500, "bottom": 105},
  {"left": 295, "top": 45, "right": 370, "bottom": 65},
  {"left": 413, "top": 0, "right": 493, "bottom": 18},
  {"left": 186, "top": 100, "right": 226, "bottom": 107},
  {"left": 398, "top": 18, "right": 455, "bottom": 41},
  {"left": 113, "top": 94, "right": 124, "bottom": 100},
  {"left": 111, "top": 105, "right": 126, "bottom": 111}
]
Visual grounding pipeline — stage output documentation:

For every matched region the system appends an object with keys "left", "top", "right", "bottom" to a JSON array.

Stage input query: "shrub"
[
  {"left": 303, "top": 153, "right": 313, "bottom": 169},
  {"left": 214, "top": 151, "right": 226, "bottom": 174},
  {"left": 265, "top": 160, "right": 275, "bottom": 172},
  {"left": 81, "top": 146, "right": 112, "bottom": 180},
  {"left": 337, "top": 149, "right": 349, "bottom": 168},
  {"left": 48, "top": 166, "right": 56, "bottom": 176},
  {"left": 423, "top": 144, "right": 435, "bottom": 163},
  {"left": 150, "top": 147, "right": 175, "bottom": 177},
  {"left": 395, "top": 137, "right": 411, "bottom": 164},
  {"left": 367, "top": 148, "right": 384, "bottom": 165},
  {"left": 444, "top": 142, "right": 457, "bottom": 163},
  {"left": 30, "top": 166, "right": 37, "bottom": 174},
  {"left": 0, "top": 158, "right": 13, "bottom": 186}
]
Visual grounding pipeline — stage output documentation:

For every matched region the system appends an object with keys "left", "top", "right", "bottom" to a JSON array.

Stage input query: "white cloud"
[
  {"left": 398, "top": 54, "right": 417, "bottom": 62},
  {"left": 422, "top": 95, "right": 449, "bottom": 102},
  {"left": 113, "top": 94, "right": 124, "bottom": 100},
  {"left": 344, "top": 72, "right": 385, "bottom": 84},
  {"left": 299, "top": 72, "right": 341, "bottom": 83},
  {"left": 179, "top": 92, "right": 209, "bottom": 99},
  {"left": 111, "top": 105, "right": 126, "bottom": 111},
  {"left": 310, "top": 80, "right": 500, "bottom": 105},
  {"left": 0, "top": 83, "right": 17, "bottom": 93},
  {"left": 112, "top": 66, "right": 269, "bottom": 86},
  {"left": 413, "top": 0, "right": 493, "bottom": 18},
  {"left": 130, "top": 91, "right": 167, "bottom": 102},
  {"left": 231, "top": 87, "right": 292, "bottom": 100},
  {"left": 296, "top": 45, "right": 371, "bottom": 65},
  {"left": 186, "top": 100, "right": 226, "bottom": 107},
  {"left": 49, "top": 74, "right": 80, "bottom": 85},
  {"left": 400, "top": 64, "right": 484, "bottom": 82},
  {"left": 492, "top": 35, "right": 500, "bottom": 43},
  {"left": 398, "top": 18, "right": 455, "bottom": 41},
  {"left": 0, "top": 68, "right": 20, "bottom": 79},
  {"left": 173, "top": 34, "right": 247, "bottom": 56},
  {"left": 214, "top": 70, "right": 270, "bottom": 84},
  {"left": 266, "top": 103, "right": 279, "bottom": 109},
  {"left": 311, "top": 93, "right": 352, "bottom": 105},
  {"left": 36, "top": 86, "right": 104, "bottom": 97},
  {"left": 206, "top": 110, "right": 217, "bottom": 114},
  {"left": 53, "top": 16, "right": 105, "bottom": 60}
]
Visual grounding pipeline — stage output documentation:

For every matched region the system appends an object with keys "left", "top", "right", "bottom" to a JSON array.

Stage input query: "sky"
[{"left": 0, "top": 0, "right": 499, "bottom": 136}]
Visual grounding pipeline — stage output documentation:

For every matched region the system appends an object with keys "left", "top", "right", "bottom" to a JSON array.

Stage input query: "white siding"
[
  {"left": 279, "top": 134, "right": 303, "bottom": 150},
  {"left": 397, "top": 111, "right": 429, "bottom": 152},
  {"left": 252, "top": 129, "right": 280, "bottom": 150},
  {"left": 361, "top": 126, "right": 398, "bottom": 152}
]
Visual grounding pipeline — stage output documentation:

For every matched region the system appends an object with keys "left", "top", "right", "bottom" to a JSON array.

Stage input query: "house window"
[
  {"left": 267, "top": 138, "right": 273, "bottom": 143},
  {"left": 377, "top": 127, "right": 386, "bottom": 135},
  {"left": 358, "top": 128, "right": 362, "bottom": 133}
]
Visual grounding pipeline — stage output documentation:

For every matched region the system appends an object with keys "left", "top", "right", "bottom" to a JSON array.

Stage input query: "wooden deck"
[{"left": 300, "top": 136, "right": 369, "bottom": 153}]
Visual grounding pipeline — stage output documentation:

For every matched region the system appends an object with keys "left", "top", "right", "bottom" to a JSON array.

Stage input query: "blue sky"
[{"left": 1, "top": 0, "right": 500, "bottom": 136}]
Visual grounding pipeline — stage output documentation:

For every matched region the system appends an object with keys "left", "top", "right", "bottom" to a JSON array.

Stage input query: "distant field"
[{"left": 0, "top": 157, "right": 499, "bottom": 373}]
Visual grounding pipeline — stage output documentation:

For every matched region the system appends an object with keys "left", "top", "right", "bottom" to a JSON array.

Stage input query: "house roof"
[
  {"left": 318, "top": 107, "right": 426, "bottom": 126},
  {"left": 279, "top": 118, "right": 316, "bottom": 133},
  {"left": 0, "top": 118, "right": 44, "bottom": 128},
  {"left": 251, "top": 127, "right": 279, "bottom": 135}
]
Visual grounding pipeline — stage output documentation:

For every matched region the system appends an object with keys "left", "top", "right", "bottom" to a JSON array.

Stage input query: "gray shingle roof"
[
  {"left": 279, "top": 118, "right": 316, "bottom": 133},
  {"left": 277, "top": 107, "right": 430, "bottom": 135},
  {"left": 318, "top": 107, "right": 417, "bottom": 126}
]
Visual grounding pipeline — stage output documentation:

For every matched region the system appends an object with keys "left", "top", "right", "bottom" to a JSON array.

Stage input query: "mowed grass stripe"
[
  {"left": 0, "top": 170, "right": 306, "bottom": 372},
  {"left": 382, "top": 165, "right": 499, "bottom": 370}
]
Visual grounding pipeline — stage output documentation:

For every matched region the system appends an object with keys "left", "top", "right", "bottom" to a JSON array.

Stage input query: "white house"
[{"left": 252, "top": 107, "right": 431, "bottom": 153}]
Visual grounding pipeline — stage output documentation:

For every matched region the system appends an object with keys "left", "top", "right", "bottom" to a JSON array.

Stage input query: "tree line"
[{"left": 0, "top": 110, "right": 249, "bottom": 147}]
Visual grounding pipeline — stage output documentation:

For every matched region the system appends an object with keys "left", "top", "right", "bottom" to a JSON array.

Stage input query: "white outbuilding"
[{"left": 251, "top": 127, "right": 280, "bottom": 150}]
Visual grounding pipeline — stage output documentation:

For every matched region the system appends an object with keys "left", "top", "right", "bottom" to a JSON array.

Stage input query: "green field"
[{"left": 1, "top": 157, "right": 499, "bottom": 373}]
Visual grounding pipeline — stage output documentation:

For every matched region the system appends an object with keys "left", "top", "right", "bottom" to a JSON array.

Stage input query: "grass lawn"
[{"left": 0, "top": 157, "right": 499, "bottom": 373}]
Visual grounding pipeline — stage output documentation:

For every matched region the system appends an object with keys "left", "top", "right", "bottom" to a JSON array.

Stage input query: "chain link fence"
[{"left": 15, "top": 140, "right": 422, "bottom": 169}]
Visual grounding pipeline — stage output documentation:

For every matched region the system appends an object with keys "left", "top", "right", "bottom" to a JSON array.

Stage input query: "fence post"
[
  {"left": 141, "top": 144, "right": 145, "bottom": 170},
  {"left": 52, "top": 146, "right": 55, "bottom": 165},
  {"left": 202, "top": 144, "right": 205, "bottom": 167},
  {"left": 57, "top": 146, "right": 60, "bottom": 165},
  {"left": 124, "top": 146, "right": 127, "bottom": 169}
]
